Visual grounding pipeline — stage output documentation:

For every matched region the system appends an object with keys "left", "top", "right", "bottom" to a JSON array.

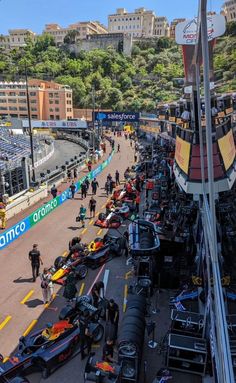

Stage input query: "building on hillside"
[
  {"left": 154, "top": 17, "right": 170, "bottom": 37},
  {"left": 221, "top": 0, "right": 236, "bottom": 22},
  {"left": 68, "top": 33, "right": 133, "bottom": 57},
  {"left": 108, "top": 8, "right": 156, "bottom": 38},
  {"left": 43, "top": 21, "right": 108, "bottom": 45},
  {"left": 0, "top": 29, "right": 36, "bottom": 51},
  {"left": 0, "top": 80, "right": 73, "bottom": 120},
  {"left": 169, "top": 18, "right": 186, "bottom": 39}
]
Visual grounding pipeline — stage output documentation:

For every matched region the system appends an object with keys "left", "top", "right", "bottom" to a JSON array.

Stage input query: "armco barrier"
[{"left": 0, "top": 151, "right": 114, "bottom": 250}]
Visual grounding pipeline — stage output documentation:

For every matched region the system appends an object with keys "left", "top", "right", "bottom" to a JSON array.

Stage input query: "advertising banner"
[
  {"left": 175, "top": 136, "right": 191, "bottom": 174},
  {"left": 175, "top": 15, "right": 226, "bottom": 45},
  {"left": 0, "top": 151, "right": 114, "bottom": 250},
  {"left": 95, "top": 112, "right": 140, "bottom": 122},
  {"left": 218, "top": 130, "right": 236, "bottom": 171},
  {"left": 22, "top": 120, "right": 87, "bottom": 129}
]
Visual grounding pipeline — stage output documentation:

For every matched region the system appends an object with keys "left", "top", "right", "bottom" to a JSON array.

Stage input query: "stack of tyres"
[{"left": 118, "top": 295, "right": 146, "bottom": 382}]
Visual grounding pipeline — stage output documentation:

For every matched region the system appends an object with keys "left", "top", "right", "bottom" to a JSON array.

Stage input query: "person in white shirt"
[{"left": 181, "top": 109, "right": 190, "bottom": 122}]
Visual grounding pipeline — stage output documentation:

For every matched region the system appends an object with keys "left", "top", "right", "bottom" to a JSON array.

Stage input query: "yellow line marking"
[
  {"left": 92, "top": 344, "right": 100, "bottom": 348},
  {"left": 3, "top": 357, "right": 9, "bottom": 363},
  {"left": 62, "top": 250, "right": 68, "bottom": 257},
  {"left": 102, "top": 204, "right": 106, "bottom": 209},
  {"left": 89, "top": 219, "right": 94, "bottom": 225},
  {"left": 81, "top": 228, "right": 88, "bottom": 235},
  {"left": 44, "top": 293, "right": 57, "bottom": 308},
  {"left": 23, "top": 319, "right": 38, "bottom": 337},
  {"left": 123, "top": 284, "right": 128, "bottom": 313},
  {"left": 95, "top": 211, "right": 100, "bottom": 217},
  {"left": 0, "top": 316, "right": 12, "bottom": 330},
  {"left": 125, "top": 271, "right": 132, "bottom": 280},
  {"left": 20, "top": 290, "right": 34, "bottom": 305},
  {"left": 79, "top": 283, "right": 85, "bottom": 296},
  {"left": 97, "top": 228, "right": 103, "bottom": 236}
]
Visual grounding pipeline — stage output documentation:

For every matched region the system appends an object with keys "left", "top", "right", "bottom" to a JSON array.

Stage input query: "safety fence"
[{"left": 0, "top": 151, "right": 114, "bottom": 250}]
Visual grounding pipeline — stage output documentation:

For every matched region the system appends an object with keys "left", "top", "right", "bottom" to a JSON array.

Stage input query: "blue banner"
[
  {"left": 95, "top": 112, "right": 140, "bottom": 122},
  {"left": 0, "top": 152, "right": 114, "bottom": 250}
]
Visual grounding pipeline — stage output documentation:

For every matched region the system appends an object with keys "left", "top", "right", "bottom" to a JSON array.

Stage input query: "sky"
[{"left": 0, "top": 0, "right": 223, "bottom": 34}]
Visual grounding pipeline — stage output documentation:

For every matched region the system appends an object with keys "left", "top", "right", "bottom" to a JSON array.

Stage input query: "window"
[
  {"left": 9, "top": 92, "right": 16, "bottom": 96},
  {"left": 19, "top": 92, "right": 26, "bottom": 96},
  {"left": 31, "top": 115, "right": 38, "bottom": 119},
  {"left": 20, "top": 114, "right": 27, "bottom": 118},
  {"left": 55, "top": 100, "right": 59, "bottom": 104},
  {"left": 8, "top": 99, "right": 17, "bottom": 103},
  {"left": 56, "top": 115, "right": 60, "bottom": 120},
  {"left": 55, "top": 107, "right": 59, "bottom": 112},
  {"left": 31, "top": 107, "right": 37, "bottom": 111},
  {"left": 54, "top": 93, "right": 59, "bottom": 98},
  {"left": 19, "top": 107, "right": 27, "bottom": 111},
  {"left": 50, "top": 115, "right": 54, "bottom": 119},
  {"left": 19, "top": 99, "right": 27, "bottom": 103},
  {"left": 49, "top": 108, "right": 54, "bottom": 112},
  {"left": 18, "top": 38, "right": 20, "bottom": 42},
  {"left": 0, "top": 107, "right": 7, "bottom": 110},
  {"left": 9, "top": 106, "right": 17, "bottom": 111},
  {"left": 30, "top": 92, "right": 36, "bottom": 96},
  {"left": 30, "top": 100, "right": 36, "bottom": 104},
  {"left": 118, "top": 26, "right": 120, "bottom": 30},
  {"left": 0, "top": 99, "right": 6, "bottom": 103},
  {"left": 49, "top": 100, "right": 53, "bottom": 104},
  {"left": 49, "top": 93, "right": 54, "bottom": 98}
]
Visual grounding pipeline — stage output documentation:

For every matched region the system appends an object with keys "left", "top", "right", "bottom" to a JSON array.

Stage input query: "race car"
[
  {"left": 59, "top": 295, "right": 103, "bottom": 324},
  {"left": 84, "top": 353, "right": 121, "bottom": 383},
  {"left": 49, "top": 255, "right": 88, "bottom": 285},
  {"left": 128, "top": 220, "right": 160, "bottom": 257},
  {"left": 85, "top": 234, "right": 128, "bottom": 269},
  {"left": 94, "top": 211, "right": 123, "bottom": 229},
  {"left": 0, "top": 321, "right": 80, "bottom": 380}
]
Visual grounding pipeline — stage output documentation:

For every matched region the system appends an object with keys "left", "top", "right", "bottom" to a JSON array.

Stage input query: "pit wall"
[{"left": 0, "top": 151, "right": 114, "bottom": 250}]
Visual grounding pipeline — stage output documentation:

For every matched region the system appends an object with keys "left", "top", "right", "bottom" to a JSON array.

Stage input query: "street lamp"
[{"left": 24, "top": 63, "right": 36, "bottom": 183}]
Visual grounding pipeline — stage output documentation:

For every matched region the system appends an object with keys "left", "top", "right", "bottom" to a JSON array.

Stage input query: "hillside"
[{"left": 0, "top": 22, "right": 235, "bottom": 112}]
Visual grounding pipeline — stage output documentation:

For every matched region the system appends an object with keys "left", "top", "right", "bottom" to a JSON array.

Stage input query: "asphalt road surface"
[{"left": 36, "top": 139, "right": 85, "bottom": 176}]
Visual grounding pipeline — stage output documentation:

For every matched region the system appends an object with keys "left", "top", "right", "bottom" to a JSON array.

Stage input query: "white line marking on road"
[{"left": 103, "top": 269, "right": 110, "bottom": 296}]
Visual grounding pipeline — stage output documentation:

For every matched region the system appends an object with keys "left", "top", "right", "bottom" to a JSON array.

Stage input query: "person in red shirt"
[{"left": 135, "top": 193, "right": 141, "bottom": 213}]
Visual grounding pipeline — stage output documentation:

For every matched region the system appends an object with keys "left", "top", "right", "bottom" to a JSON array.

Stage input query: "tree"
[{"left": 64, "top": 30, "right": 79, "bottom": 45}]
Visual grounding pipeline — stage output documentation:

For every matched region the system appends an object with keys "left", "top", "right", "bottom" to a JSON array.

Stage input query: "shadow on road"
[
  {"left": 13, "top": 277, "right": 33, "bottom": 283},
  {"left": 67, "top": 226, "right": 79, "bottom": 231},
  {"left": 25, "top": 299, "right": 44, "bottom": 308}
]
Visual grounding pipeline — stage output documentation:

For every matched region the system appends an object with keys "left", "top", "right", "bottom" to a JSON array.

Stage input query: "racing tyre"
[
  {"left": 98, "top": 213, "right": 106, "bottom": 221},
  {"left": 54, "top": 256, "right": 65, "bottom": 269},
  {"left": 92, "top": 324, "right": 104, "bottom": 343},
  {"left": 118, "top": 341, "right": 138, "bottom": 356},
  {"left": 75, "top": 264, "right": 88, "bottom": 280},
  {"left": 125, "top": 308, "right": 146, "bottom": 319}
]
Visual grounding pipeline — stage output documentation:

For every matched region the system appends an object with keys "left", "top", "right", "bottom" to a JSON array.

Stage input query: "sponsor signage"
[
  {"left": 0, "top": 152, "right": 114, "bottom": 250},
  {"left": 22, "top": 120, "right": 87, "bottom": 129},
  {"left": 95, "top": 112, "right": 139, "bottom": 122},
  {"left": 175, "top": 136, "right": 191, "bottom": 175},
  {"left": 218, "top": 130, "right": 236, "bottom": 171},
  {"left": 175, "top": 14, "right": 226, "bottom": 45}
]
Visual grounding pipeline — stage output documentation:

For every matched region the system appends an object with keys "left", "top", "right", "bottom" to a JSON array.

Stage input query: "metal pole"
[
  {"left": 92, "top": 86, "right": 95, "bottom": 151},
  {"left": 25, "top": 64, "right": 36, "bottom": 183},
  {"left": 200, "top": 1, "right": 234, "bottom": 381}
]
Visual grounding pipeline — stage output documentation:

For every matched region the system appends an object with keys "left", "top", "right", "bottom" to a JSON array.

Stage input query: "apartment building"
[
  {"left": 221, "top": 0, "right": 236, "bottom": 22},
  {"left": 0, "top": 29, "right": 36, "bottom": 51},
  {"left": 169, "top": 18, "right": 186, "bottom": 39},
  {"left": 108, "top": 8, "right": 169, "bottom": 38},
  {"left": 43, "top": 21, "right": 108, "bottom": 45},
  {"left": 154, "top": 17, "right": 170, "bottom": 37},
  {"left": 0, "top": 80, "right": 73, "bottom": 120}
]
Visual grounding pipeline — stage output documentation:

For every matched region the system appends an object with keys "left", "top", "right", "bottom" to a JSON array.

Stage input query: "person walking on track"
[
  {"left": 70, "top": 181, "right": 76, "bottom": 199},
  {"left": 79, "top": 204, "right": 87, "bottom": 228},
  {"left": 40, "top": 268, "right": 53, "bottom": 304},
  {"left": 29, "top": 244, "right": 43, "bottom": 282},
  {"left": 117, "top": 143, "right": 120, "bottom": 152},
  {"left": 91, "top": 178, "right": 99, "bottom": 195},
  {"left": 115, "top": 170, "right": 120, "bottom": 186},
  {"left": 81, "top": 181, "right": 87, "bottom": 199},
  {"left": 89, "top": 196, "right": 97, "bottom": 218}
]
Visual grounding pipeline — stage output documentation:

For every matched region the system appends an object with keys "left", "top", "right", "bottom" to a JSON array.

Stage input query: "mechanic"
[
  {"left": 70, "top": 181, "right": 76, "bottom": 199},
  {"left": 109, "top": 179, "right": 115, "bottom": 195},
  {"left": 106, "top": 200, "right": 114, "bottom": 215},
  {"left": 50, "top": 184, "right": 57, "bottom": 199},
  {"left": 115, "top": 170, "right": 120, "bottom": 186},
  {"left": 29, "top": 244, "right": 43, "bottom": 282},
  {"left": 106, "top": 299, "right": 119, "bottom": 340},
  {"left": 105, "top": 179, "right": 111, "bottom": 196},
  {"left": 63, "top": 272, "right": 77, "bottom": 302},
  {"left": 79, "top": 310, "right": 93, "bottom": 360},
  {"left": 91, "top": 178, "right": 99, "bottom": 195},
  {"left": 79, "top": 204, "right": 87, "bottom": 228},
  {"left": 67, "top": 237, "right": 86, "bottom": 260},
  {"left": 91, "top": 281, "right": 104, "bottom": 307},
  {"left": 81, "top": 181, "right": 87, "bottom": 199},
  {"left": 85, "top": 177, "right": 90, "bottom": 193},
  {"left": 102, "top": 338, "right": 116, "bottom": 363},
  {"left": 89, "top": 196, "right": 97, "bottom": 218}
]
